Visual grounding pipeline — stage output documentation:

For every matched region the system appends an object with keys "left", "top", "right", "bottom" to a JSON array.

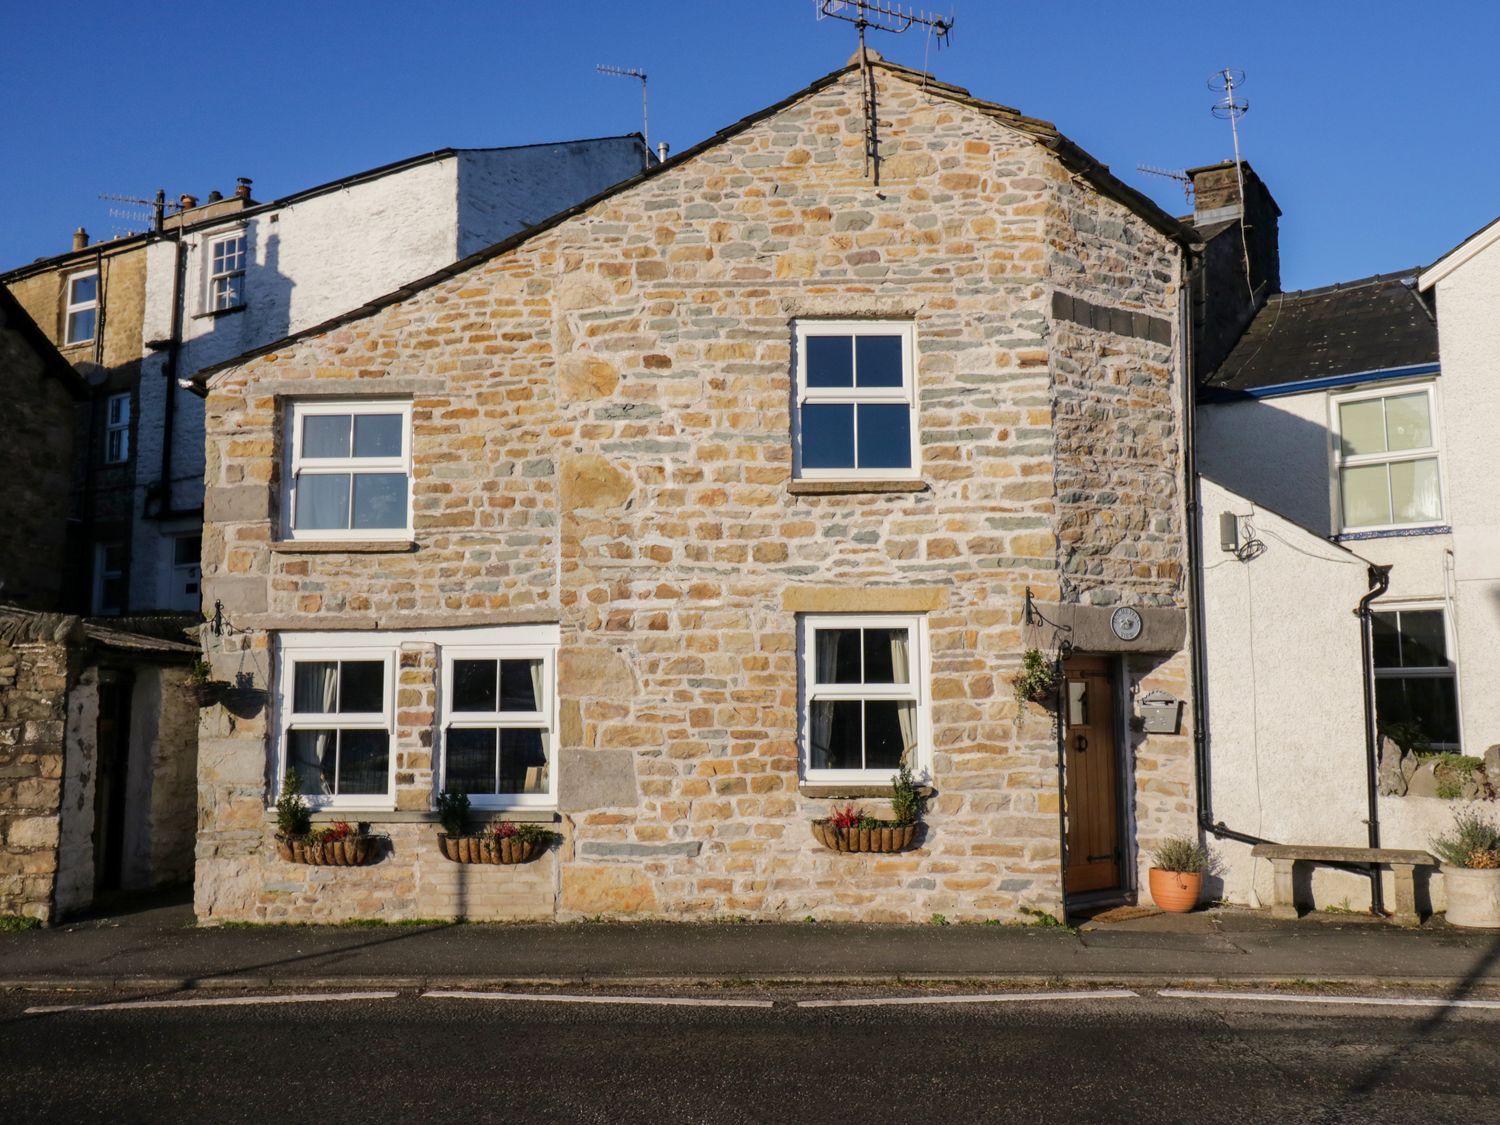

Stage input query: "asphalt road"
[{"left": 1, "top": 988, "right": 1496, "bottom": 1123}]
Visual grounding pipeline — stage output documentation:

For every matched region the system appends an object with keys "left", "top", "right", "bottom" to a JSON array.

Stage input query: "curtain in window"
[
  {"left": 811, "top": 634, "right": 839, "bottom": 762},
  {"left": 890, "top": 631, "right": 917, "bottom": 765}
]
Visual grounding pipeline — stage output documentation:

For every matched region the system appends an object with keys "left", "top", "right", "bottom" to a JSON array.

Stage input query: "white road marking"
[
  {"left": 796, "top": 989, "right": 1139, "bottom": 1008},
  {"left": 25, "top": 991, "right": 400, "bottom": 1014},
  {"left": 1158, "top": 988, "right": 1500, "bottom": 1011},
  {"left": 423, "top": 990, "right": 775, "bottom": 1008}
]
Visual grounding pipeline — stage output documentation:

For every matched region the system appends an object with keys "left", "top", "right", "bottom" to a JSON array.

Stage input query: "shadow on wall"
[{"left": 1197, "top": 393, "right": 1340, "bottom": 539}]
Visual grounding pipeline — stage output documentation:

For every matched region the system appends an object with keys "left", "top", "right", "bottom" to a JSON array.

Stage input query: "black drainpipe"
[
  {"left": 1053, "top": 648, "right": 1070, "bottom": 918},
  {"left": 1358, "top": 564, "right": 1392, "bottom": 916},
  {"left": 155, "top": 224, "right": 187, "bottom": 518}
]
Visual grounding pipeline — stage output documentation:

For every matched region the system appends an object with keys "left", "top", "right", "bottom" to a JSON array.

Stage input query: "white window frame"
[
  {"left": 65, "top": 270, "right": 98, "bottom": 345},
  {"left": 171, "top": 533, "right": 201, "bottom": 608},
  {"left": 275, "top": 642, "right": 398, "bottom": 810},
  {"left": 207, "top": 231, "right": 247, "bottom": 310},
  {"left": 440, "top": 646, "right": 558, "bottom": 809},
  {"left": 1372, "top": 601, "right": 1463, "bottom": 752},
  {"left": 1330, "top": 381, "right": 1445, "bottom": 533},
  {"left": 91, "top": 542, "right": 125, "bottom": 616},
  {"left": 104, "top": 392, "right": 130, "bottom": 464},
  {"left": 800, "top": 613, "right": 932, "bottom": 784},
  {"left": 793, "top": 320, "right": 920, "bottom": 481},
  {"left": 284, "top": 399, "right": 413, "bottom": 541}
]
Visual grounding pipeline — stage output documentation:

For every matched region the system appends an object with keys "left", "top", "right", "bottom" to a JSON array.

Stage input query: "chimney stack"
[
  {"left": 72, "top": 227, "right": 89, "bottom": 252},
  {"left": 234, "top": 177, "right": 253, "bottom": 200}
]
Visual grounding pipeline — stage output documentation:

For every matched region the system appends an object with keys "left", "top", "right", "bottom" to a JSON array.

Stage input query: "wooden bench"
[{"left": 1249, "top": 844, "right": 1437, "bottom": 927}]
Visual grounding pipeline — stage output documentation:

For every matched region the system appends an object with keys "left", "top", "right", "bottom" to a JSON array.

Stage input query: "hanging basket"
[
  {"left": 811, "top": 822, "right": 919, "bottom": 854},
  {"left": 438, "top": 833, "right": 543, "bottom": 865},
  {"left": 186, "top": 680, "right": 231, "bottom": 708},
  {"left": 274, "top": 834, "right": 379, "bottom": 866}
]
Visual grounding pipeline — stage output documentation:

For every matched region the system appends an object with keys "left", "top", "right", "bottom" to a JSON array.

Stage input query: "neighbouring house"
[
  {"left": 1, "top": 136, "right": 655, "bottom": 616},
  {"left": 1, "top": 290, "right": 199, "bottom": 923},
  {"left": 189, "top": 53, "right": 1201, "bottom": 924},
  {"left": 1194, "top": 179, "right": 1500, "bottom": 912}
]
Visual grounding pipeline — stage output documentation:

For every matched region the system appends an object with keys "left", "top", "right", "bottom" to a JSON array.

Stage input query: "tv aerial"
[{"left": 597, "top": 64, "right": 650, "bottom": 150}]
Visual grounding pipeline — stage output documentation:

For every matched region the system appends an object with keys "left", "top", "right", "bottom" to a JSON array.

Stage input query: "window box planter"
[
  {"left": 811, "top": 821, "right": 918, "bottom": 853},
  {"left": 437, "top": 833, "right": 545, "bottom": 866},
  {"left": 275, "top": 833, "right": 379, "bottom": 866}
]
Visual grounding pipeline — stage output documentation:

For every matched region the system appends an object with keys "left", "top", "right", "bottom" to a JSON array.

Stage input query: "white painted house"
[
  {"left": 132, "top": 137, "right": 652, "bottom": 611},
  {"left": 1196, "top": 203, "right": 1500, "bottom": 912}
]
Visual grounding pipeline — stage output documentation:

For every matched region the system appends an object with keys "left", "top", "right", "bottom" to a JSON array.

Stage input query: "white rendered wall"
[
  {"left": 1429, "top": 243, "right": 1500, "bottom": 754},
  {"left": 1198, "top": 394, "right": 1337, "bottom": 536}
]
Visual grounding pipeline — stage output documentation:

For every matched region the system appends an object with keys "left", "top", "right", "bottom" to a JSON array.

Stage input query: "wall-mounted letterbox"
[{"left": 1138, "top": 691, "right": 1181, "bottom": 734}]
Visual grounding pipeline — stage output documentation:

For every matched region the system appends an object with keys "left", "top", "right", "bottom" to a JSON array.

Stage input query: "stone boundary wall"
[{"left": 0, "top": 637, "right": 71, "bottom": 922}]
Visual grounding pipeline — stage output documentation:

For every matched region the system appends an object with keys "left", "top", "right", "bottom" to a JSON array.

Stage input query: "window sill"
[
  {"left": 266, "top": 809, "right": 559, "bottom": 825},
  {"left": 271, "top": 539, "right": 416, "bottom": 554},
  {"left": 788, "top": 480, "right": 929, "bottom": 496},
  {"left": 193, "top": 304, "right": 247, "bottom": 320},
  {"left": 1334, "top": 524, "right": 1451, "bottom": 543},
  {"left": 799, "top": 782, "right": 935, "bottom": 799}
]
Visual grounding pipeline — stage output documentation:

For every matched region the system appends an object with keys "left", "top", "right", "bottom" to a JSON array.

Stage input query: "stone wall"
[
  {"left": 196, "top": 63, "right": 1195, "bottom": 923},
  {"left": 0, "top": 630, "right": 73, "bottom": 922}
]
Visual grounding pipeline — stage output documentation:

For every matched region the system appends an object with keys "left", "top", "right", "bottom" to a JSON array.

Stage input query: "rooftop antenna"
[
  {"left": 597, "top": 64, "right": 649, "bottom": 150},
  {"left": 1209, "top": 68, "right": 1256, "bottom": 298},
  {"left": 815, "top": 1, "right": 955, "bottom": 185},
  {"left": 1137, "top": 164, "right": 1194, "bottom": 205},
  {"left": 99, "top": 189, "right": 175, "bottom": 233}
]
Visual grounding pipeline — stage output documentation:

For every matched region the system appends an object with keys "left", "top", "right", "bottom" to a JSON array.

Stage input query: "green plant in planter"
[
  {"left": 1431, "top": 808, "right": 1500, "bottom": 869},
  {"left": 492, "top": 820, "right": 561, "bottom": 847},
  {"left": 275, "top": 769, "right": 312, "bottom": 838},
  {"left": 1151, "top": 836, "right": 1210, "bottom": 874},
  {"left": 890, "top": 762, "right": 926, "bottom": 826},
  {"left": 188, "top": 658, "right": 213, "bottom": 685},
  {"left": 1012, "top": 648, "right": 1058, "bottom": 705},
  {"left": 436, "top": 790, "right": 470, "bottom": 837}
]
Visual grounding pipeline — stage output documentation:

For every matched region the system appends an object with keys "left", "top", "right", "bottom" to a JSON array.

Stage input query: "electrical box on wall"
[{"left": 1138, "top": 690, "right": 1181, "bottom": 734}]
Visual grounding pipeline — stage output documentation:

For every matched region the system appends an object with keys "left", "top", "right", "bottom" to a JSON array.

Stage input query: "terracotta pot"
[
  {"left": 811, "top": 822, "right": 918, "bottom": 853},
  {"left": 437, "top": 833, "right": 544, "bottom": 865},
  {"left": 1149, "top": 867, "right": 1202, "bottom": 913},
  {"left": 1441, "top": 865, "right": 1500, "bottom": 928}
]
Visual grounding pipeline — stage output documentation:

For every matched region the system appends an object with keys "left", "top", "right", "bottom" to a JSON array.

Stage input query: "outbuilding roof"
[
  {"left": 190, "top": 53, "right": 1199, "bottom": 393},
  {"left": 1203, "top": 271, "right": 1438, "bottom": 395}
]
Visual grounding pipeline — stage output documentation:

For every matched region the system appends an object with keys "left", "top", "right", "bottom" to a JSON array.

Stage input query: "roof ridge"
[{"left": 1273, "top": 269, "right": 1423, "bottom": 300}]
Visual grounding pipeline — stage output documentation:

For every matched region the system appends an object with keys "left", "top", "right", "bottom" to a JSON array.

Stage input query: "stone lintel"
[
  {"left": 255, "top": 378, "right": 448, "bottom": 399},
  {"left": 787, "top": 480, "right": 929, "bottom": 496},
  {"left": 782, "top": 586, "right": 949, "bottom": 614},
  {"left": 1040, "top": 601, "right": 1186, "bottom": 654},
  {"left": 270, "top": 539, "right": 416, "bottom": 554},
  {"left": 238, "top": 611, "right": 560, "bottom": 632}
]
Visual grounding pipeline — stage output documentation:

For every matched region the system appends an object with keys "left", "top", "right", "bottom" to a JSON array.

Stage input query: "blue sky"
[{"left": 3, "top": 1, "right": 1494, "bottom": 290}]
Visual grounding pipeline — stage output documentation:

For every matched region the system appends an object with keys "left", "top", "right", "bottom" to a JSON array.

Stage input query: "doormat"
[{"left": 1086, "top": 905, "right": 1161, "bottom": 925}]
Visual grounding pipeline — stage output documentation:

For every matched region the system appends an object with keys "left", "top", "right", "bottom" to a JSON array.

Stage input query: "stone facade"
[{"left": 196, "top": 60, "right": 1197, "bottom": 923}]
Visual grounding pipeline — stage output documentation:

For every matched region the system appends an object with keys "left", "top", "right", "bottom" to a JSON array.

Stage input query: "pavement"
[{"left": 3, "top": 895, "right": 1500, "bottom": 993}]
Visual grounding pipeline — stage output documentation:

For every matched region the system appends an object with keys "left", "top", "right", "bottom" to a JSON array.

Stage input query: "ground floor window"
[
  {"left": 278, "top": 647, "right": 395, "bottom": 806},
  {"left": 1373, "top": 606, "right": 1460, "bottom": 751},
  {"left": 801, "top": 614, "right": 929, "bottom": 783},
  {"left": 441, "top": 647, "right": 555, "bottom": 808}
]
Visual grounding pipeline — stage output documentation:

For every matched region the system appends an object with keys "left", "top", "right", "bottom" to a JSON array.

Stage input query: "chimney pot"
[
  {"left": 657, "top": 142, "right": 670, "bottom": 163},
  {"left": 207, "top": 190, "right": 223, "bottom": 203},
  {"left": 234, "top": 177, "right": 252, "bottom": 200},
  {"left": 179, "top": 194, "right": 199, "bottom": 210},
  {"left": 72, "top": 227, "right": 89, "bottom": 252}
]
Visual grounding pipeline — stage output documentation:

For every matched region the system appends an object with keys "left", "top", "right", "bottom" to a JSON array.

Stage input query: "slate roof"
[
  {"left": 1203, "top": 271, "right": 1438, "bottom": 394},
  {"left": 189, "top": 53, "right": 1199, "bottom": 392}
]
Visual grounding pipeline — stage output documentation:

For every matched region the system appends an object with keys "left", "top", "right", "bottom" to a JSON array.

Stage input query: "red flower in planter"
[
  {"left": 326, "top": 820, "right": 354, "bottom": 841},
  {"left": 829, "top": 805, "right": 865, "bottom": 830},
  {"left": 493, "top": 821, "right": 520, "bottom": 839}
]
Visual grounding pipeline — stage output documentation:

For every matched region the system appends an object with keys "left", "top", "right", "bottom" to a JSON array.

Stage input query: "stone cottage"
[{"left": 190, "top": 54, "right": 1200, "bottom": 923}]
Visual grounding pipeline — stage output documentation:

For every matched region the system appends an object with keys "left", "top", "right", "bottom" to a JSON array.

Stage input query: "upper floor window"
[
  {"left": 1373, "top": 606, "right": 1459, "bottom": 751},
  {"left": 1333, "top": 384, "right": 1443, "bottom": 531},
  {"left": 92, "top": 542, "right": 125, "bottom": 615},
  {"left": 208, "top": 233, "right": 246, "bottom": 309},
  {"left": 279, "top": 648, "right": 395, "bottom": 806},
  {"left": 441, "top": 648, "right": 556, "bottom": 808},
  {"left": 801, "top": 614, "right": 929, "bottom": 783},
  {"left": 285, "top": 400, "right": 412, "bottom": 539},
  {"left": 65, "top": 271, "right": 98, "bottom": 344},
  {"left": 793, "top": 321, "right": 918, "bottom": 479},
  {"left": 104, "top": 392, "right": 130, "bottom": 464},
  {"left": 171, "top": 533, "right": 201, "bottom": 610}
]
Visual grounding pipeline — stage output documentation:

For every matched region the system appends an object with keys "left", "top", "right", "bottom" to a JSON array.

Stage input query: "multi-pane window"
[
  {"left": 1334, "top": 385, "right": 1443, "bottom": 531},
  {"left": 802, "top": 615, "right": 928, "bottom": 782},
  {"left": 92, "top": 542, "right": 125, "bottom": 615},
  {"left": 794, "top": 321, "right": 918, "bottom": 479},
  {"left": 280, "top": 652, "right": 394, "bottom": 804},
  {"left": 441, "top": 649, "right": 555, "bottom": 807},
  {"left": 1373, "top": 607, "right": 1460, "bottom": 751},
  {"left": 208, "top": 233, "right": 247, "bottom": 309},
  {"left": 172, "top": 534, "right": 201, "bottom": 607},
  {"left": 104, "top": 392, "right": 130, "bottom": 463},
  {"left": 65, "top": 271, "right": 98, "bottom": 344},
  {"left": 286, "top": 401, "right": 411, "bottom": 539}
]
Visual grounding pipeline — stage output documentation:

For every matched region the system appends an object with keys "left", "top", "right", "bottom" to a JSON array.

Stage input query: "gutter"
[{"left": 1357, "top": 564, "right": 1393, "bottom": 916}]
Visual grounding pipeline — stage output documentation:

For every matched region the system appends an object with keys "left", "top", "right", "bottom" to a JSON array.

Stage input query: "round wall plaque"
[{"left": 1110, "top": 606, "right": 1143, "bottom": 642}]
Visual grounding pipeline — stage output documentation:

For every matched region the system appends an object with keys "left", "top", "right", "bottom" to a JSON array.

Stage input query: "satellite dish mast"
[
  {"left": 1209, "top": 68, "right": 1255, "bottom": 297},
  {"left": 815, "top": 1, "right": 956, "bottom": 185},
  {"left": 597, "top": 64, "right": 649, "bottom": 149}
]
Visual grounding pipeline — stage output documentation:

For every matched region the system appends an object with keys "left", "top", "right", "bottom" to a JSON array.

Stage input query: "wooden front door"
[{"left": 1063, "top": 655, "right": 1122, "bottom": 895}]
